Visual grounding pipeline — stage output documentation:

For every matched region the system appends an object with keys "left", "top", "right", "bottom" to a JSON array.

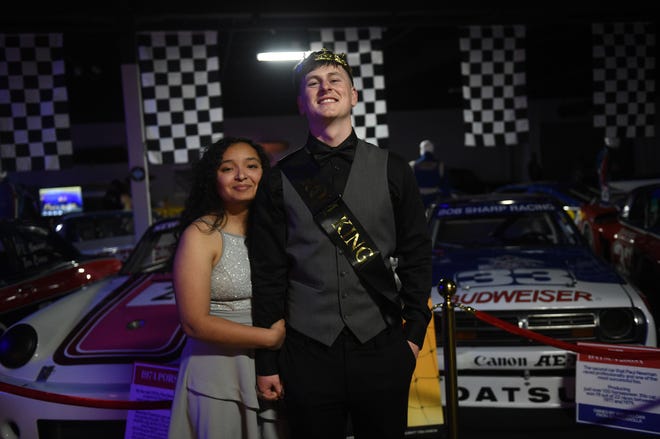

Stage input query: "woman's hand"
[{"left": 268, "top": 319, "right": 286, "bottom": 349}]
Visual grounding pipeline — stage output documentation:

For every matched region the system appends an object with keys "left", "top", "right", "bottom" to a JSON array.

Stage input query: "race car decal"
[
  {"left": 476, "top": 255, "right": 544, "bottom": 270},
  {"left": 435, "top": 202, "right": 556, "bottom": 218},
  {"left": 451, "top": 268, "right": 597, "bottom": 304},
  {"left": 455, "top": 289, "right": 593, "bottom": 304},
  {"left": 472, "top": 353, "right": 575, "bottom": 368},
  {"left": 439, "top": 376, "right": 577, "bottom": 407},
  {"left": 54, "top": 273, "right": 184, "bottom": 365},
  {"left": 455, "top": 383, "right": 575, "bottom": 405},
  {"left": 455, "top": 268, "right": 574, "bottom": 287}
]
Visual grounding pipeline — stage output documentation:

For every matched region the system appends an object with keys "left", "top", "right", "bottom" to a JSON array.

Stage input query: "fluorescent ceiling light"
[{"left": 257, "top": 51, "right": 311, "bottom": 62}]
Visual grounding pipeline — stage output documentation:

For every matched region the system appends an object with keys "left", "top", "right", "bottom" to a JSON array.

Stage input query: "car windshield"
[
  {"left": 431, "top": 210, "right": 582, "bottom": 248},
  {"left": 120, "top": 219, "right": 179, "bottom": 274}
]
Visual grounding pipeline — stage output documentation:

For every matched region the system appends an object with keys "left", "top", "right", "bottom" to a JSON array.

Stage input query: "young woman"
[{"left": 168, "top": 137, "right": 287, "bottom": 439}]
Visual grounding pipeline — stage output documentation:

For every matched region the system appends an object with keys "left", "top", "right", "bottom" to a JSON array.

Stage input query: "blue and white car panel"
[{"left": 428, "top": 195, "right": 657, "bottom": 409}]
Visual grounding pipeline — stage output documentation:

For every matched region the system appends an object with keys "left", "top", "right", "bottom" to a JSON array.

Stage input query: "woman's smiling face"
[{"left": 215, "top": 141, "right": 264, "bottom": 207}]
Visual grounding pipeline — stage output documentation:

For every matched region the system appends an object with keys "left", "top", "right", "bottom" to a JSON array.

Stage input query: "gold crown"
[{"left": 312, "top": 48, "right": 350, "bottom": 69}]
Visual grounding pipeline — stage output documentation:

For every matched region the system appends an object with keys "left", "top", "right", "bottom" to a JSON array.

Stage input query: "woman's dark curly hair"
[{"left": 177, "top": 136, "right": 270, "bottom": 237}]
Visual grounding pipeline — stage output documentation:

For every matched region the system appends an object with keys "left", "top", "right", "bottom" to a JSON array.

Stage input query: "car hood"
[
  {"left": 0, "top": 272, "right": 183, "bottom": 383},
  {"left": 51, "top": 272, "right": 182, "bottom": 366},
  {"left": 430, "top": 246, "right": 634, "bottom": 311}
]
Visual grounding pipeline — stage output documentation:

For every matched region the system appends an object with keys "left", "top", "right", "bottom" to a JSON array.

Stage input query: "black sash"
[{"left": 280, "top": 148, "right": 401, "bottom": 324}]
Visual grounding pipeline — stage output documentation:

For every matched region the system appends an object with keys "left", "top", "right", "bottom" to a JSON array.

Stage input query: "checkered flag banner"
[
  {"left": 592, "top": 22, "right": 656, "bottom": 141},
  {"left": 459, "top": 25, "right": 529, "bottom": 147},
  {"left": 309, "top": 27, "right": 389, "bottom": 148},
  {"left": 137, "top": 31, "right": 223, "bottom": 165},
  {"left": 0, "top": 34, "right": 73, "bottom": 172}
]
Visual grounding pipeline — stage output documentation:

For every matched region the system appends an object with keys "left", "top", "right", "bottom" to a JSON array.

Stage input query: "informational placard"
[
  {"left": 576, "top": 342, "right": 660, "bottom": 435},
  {"left": 124, "top": 362, "right": 179, "bottom": 439}
]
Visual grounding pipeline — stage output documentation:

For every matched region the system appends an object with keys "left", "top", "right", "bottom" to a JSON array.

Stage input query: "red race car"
[
  {"left": 575, "top": 199, "right": 621, "bottom": 261},
  {"left": 577, "top": 183, "right": 660, "bottom": 318},
  {"left": 0, "top": 219, "right": 123, "bottom": 333}
]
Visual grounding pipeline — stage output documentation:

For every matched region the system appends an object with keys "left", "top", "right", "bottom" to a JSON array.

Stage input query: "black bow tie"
[{"left": 313, "top": 146, "right": 354, "bottom": 163}]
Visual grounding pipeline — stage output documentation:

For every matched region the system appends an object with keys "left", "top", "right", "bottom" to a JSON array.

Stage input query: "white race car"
[
  {"left": 427, "top": 194, "right": 657, "bottom": 410},
  {"left": 0, "top": 218, "right": 182, "bottom": 438}
]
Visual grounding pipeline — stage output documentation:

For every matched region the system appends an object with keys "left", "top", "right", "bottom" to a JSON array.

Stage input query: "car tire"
[{"left": 582, "top": 224, "right": 595, "bottom": 251}]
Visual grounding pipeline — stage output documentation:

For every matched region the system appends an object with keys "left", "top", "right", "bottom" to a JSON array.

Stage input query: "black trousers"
[{"left": 279, "top": 325, "right": 417, "bottom": 439}]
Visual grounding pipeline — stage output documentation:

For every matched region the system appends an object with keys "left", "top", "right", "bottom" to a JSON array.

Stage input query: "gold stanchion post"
[{"left": 439, "top": 278, "right": 458, "bottom": 439}]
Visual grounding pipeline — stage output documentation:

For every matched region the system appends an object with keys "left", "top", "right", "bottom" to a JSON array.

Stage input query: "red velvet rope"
[
  {"left": 462, "top": 305, "right": 660, "bottom": 360},
  {"left": 0, "top": 380, "right": 172, "bottom": 410}
]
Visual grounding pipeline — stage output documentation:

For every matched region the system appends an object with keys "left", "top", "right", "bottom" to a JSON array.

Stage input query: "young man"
[{"left": 249, "top": 48, "right": 432, "bottom": 439}]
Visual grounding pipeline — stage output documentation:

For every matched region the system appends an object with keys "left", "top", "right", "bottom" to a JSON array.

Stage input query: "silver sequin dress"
[{"left": 168, "top": 230, "right": 281, "bottom": 439}]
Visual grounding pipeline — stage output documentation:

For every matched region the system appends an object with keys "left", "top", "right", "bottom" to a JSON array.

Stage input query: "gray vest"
[{"left": 281, "top": 140, "right": 397, "bottom": 346}]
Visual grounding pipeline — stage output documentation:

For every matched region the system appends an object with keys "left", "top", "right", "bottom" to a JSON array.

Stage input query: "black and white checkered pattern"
[
  {"left": 592, "top": 22, "right": 656, "bottom": 141},
  {"left": 459, "top": 25, "right": 529, "bottom": 147},
  {"left": 309, "top": 27, "right": 389, "bottom": 148},
  {"left": 0, "top": 33, "right": 73, "bottom": 172},
  {"left": 137, "top": 31, "right": 223, "bottom": 165}
]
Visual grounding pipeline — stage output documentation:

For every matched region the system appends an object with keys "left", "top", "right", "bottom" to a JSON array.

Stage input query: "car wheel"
[{"left": 582, "top": 224, "right": 595, "bottom": 251}]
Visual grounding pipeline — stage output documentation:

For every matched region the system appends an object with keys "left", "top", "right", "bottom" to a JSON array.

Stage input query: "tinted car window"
[
  {"left": 0, "top": 224, "right": 79, "bottom": 284},
  {"left": 626, "top": 192, "right": 647, "bottom": 227},
  {"left": 646, "top": 188, "right": 660, "bottom": 231},
  {"left": 61, "top": 212, "right": 133, "bottom": 243},
  {"left": 0, "top": 239, "right": 12, "bottom": 283},
  {"left": 432, "top": 210, "right": 581, "bottom": 248}
]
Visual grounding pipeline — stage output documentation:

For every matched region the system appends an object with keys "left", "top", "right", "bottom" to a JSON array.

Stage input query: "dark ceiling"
[{"left": 2, "top": 2, "right": 658, "bottom": 122}]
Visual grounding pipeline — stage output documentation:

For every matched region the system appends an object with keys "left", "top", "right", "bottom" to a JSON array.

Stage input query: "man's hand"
[
  {"left": 407, "top": 340, "right": 420, "bottom": 359},
  {"left": 256, "top": 374, "right": 284, "bottom": 401}
]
